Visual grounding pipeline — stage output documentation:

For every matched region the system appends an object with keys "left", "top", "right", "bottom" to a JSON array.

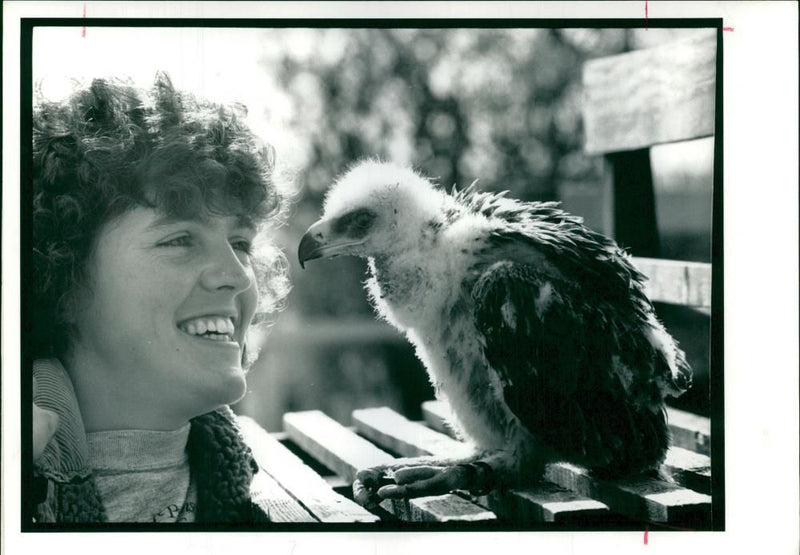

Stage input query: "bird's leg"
[
  {"left": 353, "top": 453, "right": 474, "bottom": 507},
  {"left": 353, "top": 450, "right": 526, "bottom": 506}
]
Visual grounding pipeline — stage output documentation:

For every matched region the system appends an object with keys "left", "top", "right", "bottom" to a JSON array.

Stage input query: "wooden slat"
[
  {"left": 482, "top": 485, "right": 609, "bottom": 523},
  {"left": 667, "top": 407, "right": 711, "bottom": 456},
  {"left": 354, "top": 407, "right": 611, "bottom": 523},
  {"left": 238, "top": 416, "right": 379, "bottom": 523},
  {"left": 583, "top": 30, "right": 717, "bottom": 154},
  {"left": 283, "top": 410, "right": 496, "bottom": 522},
  {"left": 663, "top": 446, "right": 711, "bottom": 495},
  {"left": 422, "top": 401, "right": 711, "bottom": 522},
  {"left": 632, "top": 257, "right": 712, "bottom": 308},
  {"left": 385, "top": 495, "right": 496, "bottom": 522},
  {"left": 248, "top": 464, "right": 318, "bottom": 523},
  {"left": 283, "top": 410, "right": 394, "bottom": 482},
  {"left": 352, "top": 407, "right": 473, "bottom": 459},
  {"left": 545, "top": 462, "right": 711, "bottom": 525}
]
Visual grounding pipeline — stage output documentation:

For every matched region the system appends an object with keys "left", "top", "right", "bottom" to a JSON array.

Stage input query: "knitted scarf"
[
  {"left": 36, "top": 408, "right": 270, "bottom": 524},
  {"left": 33, "top": 360, "right": 270, "bottom": 524}
]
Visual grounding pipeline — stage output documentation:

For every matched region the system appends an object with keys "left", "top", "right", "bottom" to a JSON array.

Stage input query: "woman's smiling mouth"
[{"left": 178, "top": 316, "right": 238, "bottom": 344}]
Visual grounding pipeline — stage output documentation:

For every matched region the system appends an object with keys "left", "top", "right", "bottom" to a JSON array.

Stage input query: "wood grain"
[
  {"left": 663, "top": 446, "right": 711, "bottom": 495},
  {"left": 283, "top": 410, "right": 395, "bottom": 482},
  {"left": 421, "top": 400, "right": 712, "bottom": 522},
  {"left": 352, "top": 407, "right": 473, "bottom": 459},
  {"left": 282, "top": 410, "right": 496, "bottom": 522},
  {"left": 248, "top": 464, "right": 317, "bottom": 523},
  {"left": 545, "top": 462, "right": 711, "bottom": 524},
  {"left": 667, "top": 407, "right": 712, "bottom": 456},
  {"left": 238, "top": 416, "right": 379, "bottom": 523},
  {"left": 632, "top": 257, "right": 712, "bottom": 308},
  {"left": 482, "top": 484, "right": 609, "bottom": 523},
  {"left": 583, "top": 30, "right": 717, "bottom": 154},
  {"left": 354, "top": 407, "right": 612, "bottom": 523}
]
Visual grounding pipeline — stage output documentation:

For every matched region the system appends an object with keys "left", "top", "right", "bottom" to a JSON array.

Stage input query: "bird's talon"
[
  {"left": 377, "top": 484, "right": 406, "bottom": 499},
  {"left": 353, "top": 479, "right": 382, "bottom": 508},
  {"left": 356, "top": 467, "right": 389, "bottom": 489},
  {"left": 379, "top": 469, "right": 397, "bottom": 487}
]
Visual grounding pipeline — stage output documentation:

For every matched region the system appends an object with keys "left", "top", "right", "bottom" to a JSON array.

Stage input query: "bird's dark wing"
[{"left": 470, "top": 245, "right": 673, "bottom": 476}]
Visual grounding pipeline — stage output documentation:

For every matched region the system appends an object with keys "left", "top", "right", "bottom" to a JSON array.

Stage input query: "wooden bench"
[
  {"left": 239, "top": 389, "right": 711, "bottom": 526},
  {"left": 239, "top": 30, "right": 717, "bottom": 528}
]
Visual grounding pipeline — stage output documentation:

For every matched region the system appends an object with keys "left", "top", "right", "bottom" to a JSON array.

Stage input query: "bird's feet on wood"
[{"left": 353, "top": 461, "right": 496, "bottom": 507}]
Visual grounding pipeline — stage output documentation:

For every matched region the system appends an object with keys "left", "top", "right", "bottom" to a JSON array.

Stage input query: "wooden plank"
[
  {"left": 545, "top": 462, "right": 711, "bottom": 525},
  {"left": 383, "top": 495, "right": 496, "bottom": 523},
  {"left": 283, "top": 410, "right": 395, "bottom": 482},
  {"left": 667, "top": 407, "right": 711, "bottom": 456},
  {"left": 663, "top": 446, "right": 711, "bottom": 495},
  {"left": 248, "top": 464, "right": 318, "bottom": 523},
  {"left": 422, "top": 401, "right": 712, "bottom": 522},
  {"left": 482, "top": 484, "right": 609, "bottom": 523},
  {"left": 283, "top": 410, "right": 496, "bottom": 522},
  {"left": 352, "top": 407, "right": 473, "bottom": 459},
  {"left": 583, "top": 30, "right": 717, "bottom": 154},
  {"left": 632, "top": 257, "right": 712, "bottom": 308},
  {"left": 354, "top": 407, "right": 611, "bottom": 523},
  {"left": 238, "top": 416, "right": 379, "bottom": 523}
]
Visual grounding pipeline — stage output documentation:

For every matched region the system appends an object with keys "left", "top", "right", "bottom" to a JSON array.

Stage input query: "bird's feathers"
[
  {"left": 470, "top": 255, "right": 674, "bottom": 475},
  {"left": 310, "top": 161, "right": 693, "bottom": 478}
]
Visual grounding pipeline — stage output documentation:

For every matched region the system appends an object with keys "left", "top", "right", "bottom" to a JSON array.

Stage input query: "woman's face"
[{"left": 68, "top": 206, "right": 259, "bottom": 429}]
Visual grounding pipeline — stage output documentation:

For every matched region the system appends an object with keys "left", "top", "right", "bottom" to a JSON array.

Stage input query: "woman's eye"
[
  {"left": 158, "top": 235, "right": 193, "bottom": 248},
  {"left": 231, "top": 239, "right": 253, "bottom": 256}
]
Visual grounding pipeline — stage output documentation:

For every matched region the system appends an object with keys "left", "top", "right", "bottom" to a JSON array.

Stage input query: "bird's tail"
[{"left": 647, "top": 316, "right": 693, "bottom": 398}]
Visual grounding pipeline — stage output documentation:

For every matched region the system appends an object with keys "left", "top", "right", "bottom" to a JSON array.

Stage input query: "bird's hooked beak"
[
  {"left": 298, "top": 218, "right": 365, "bottom": 269},
  {"left": 298, "top": 219, "right": 330, "bottom": 269}
]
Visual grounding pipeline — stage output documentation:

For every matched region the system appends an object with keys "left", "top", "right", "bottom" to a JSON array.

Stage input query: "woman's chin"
[
  {"left": 189, "top": 367, "right": 248, "bottom": 418},
  {"left": 218, "top": 367, "right": 249, "bottom": 406}
]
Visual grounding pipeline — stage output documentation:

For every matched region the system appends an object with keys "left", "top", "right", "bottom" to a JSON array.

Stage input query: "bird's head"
[{"left": 298, "top": 160, "right": 449, "bottom": 268}]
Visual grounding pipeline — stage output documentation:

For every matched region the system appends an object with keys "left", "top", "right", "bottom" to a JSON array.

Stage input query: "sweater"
[
  {"left": 86, "top": 424, "right": 196, "bottom": 522},
  {"left": 32, "top": 359, "right": 271, "bottom": 524}
]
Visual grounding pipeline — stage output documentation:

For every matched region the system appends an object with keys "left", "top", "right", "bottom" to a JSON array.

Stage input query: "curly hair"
[{"left": 33, "top": 72, "right": 291, "bottom": 360}]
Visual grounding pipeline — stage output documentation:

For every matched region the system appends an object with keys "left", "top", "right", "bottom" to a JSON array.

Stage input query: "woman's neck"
[{"left": 63, "top": 349, "right": 192, "bottom": 433}]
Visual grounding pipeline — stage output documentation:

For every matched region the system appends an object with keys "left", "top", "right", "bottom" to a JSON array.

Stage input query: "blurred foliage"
[{"left": 265, "top": 28, "right": 641, "bottom": 318}]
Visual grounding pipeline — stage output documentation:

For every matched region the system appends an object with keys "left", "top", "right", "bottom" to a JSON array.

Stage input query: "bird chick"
[{"left": 298, "top": 160, "right": 692, "bottom": 505}]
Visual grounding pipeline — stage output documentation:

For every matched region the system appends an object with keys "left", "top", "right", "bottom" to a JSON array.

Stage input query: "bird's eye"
[
  {"left": 354, "top": 210, "right": 374, "bottom": 229},
  {"left": 335, "top": 209, "right": 376, "bottom": 237}
]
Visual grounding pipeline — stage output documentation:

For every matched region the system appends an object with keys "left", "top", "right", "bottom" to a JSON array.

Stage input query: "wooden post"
[
  {"left": 608, "top": 149, "right": 660, "bottom": 257},
  {"left": 582, "top": 30, "right": 716, "bottom": 257}
]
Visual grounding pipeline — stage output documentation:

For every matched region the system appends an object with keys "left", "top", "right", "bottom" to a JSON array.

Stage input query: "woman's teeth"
[{"left": 179, "top": 316, "right": 236, "bottom": 341}]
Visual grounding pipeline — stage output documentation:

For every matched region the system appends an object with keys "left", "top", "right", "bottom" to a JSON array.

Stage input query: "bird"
[{"left": 297, "top": 160, "right": 692, "bottom": 505}]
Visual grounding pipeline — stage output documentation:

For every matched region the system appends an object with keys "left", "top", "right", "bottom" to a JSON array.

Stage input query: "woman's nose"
[{"left": 200, "top": 244, "right": 253, "bottom": 293}]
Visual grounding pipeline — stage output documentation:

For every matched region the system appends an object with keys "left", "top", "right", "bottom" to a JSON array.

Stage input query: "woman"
[{"left": 31, "top": 73, "right": 291, "bottom": 523}]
